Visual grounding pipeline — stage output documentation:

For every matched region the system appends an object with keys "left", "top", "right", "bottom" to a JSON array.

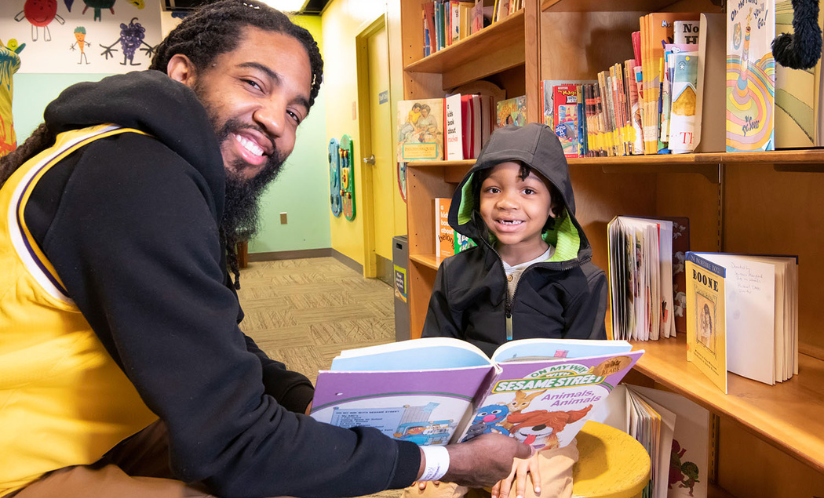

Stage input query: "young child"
[{"left": 410, "top": 123, "right": 607, "bottom": 498}]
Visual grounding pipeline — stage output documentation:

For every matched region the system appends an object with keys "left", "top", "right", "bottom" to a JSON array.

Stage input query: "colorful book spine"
[{"left": 552, "top": 84, "right": 579, "bottom": 158}]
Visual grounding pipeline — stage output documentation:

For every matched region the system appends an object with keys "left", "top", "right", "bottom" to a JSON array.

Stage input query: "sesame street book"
[{"left": 310, "top": 338, "right": 644, "bottom": 449}]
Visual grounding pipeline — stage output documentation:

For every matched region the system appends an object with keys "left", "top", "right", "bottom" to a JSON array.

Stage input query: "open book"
[
  {"left": 595, "top": 385, "right": 710, "bottom": 498},
  {"left": 310, "top": 338, "right": 644, "bottom": 450},
  {"left": 685, "top": 252, "right": 798, "bottom": 393}
]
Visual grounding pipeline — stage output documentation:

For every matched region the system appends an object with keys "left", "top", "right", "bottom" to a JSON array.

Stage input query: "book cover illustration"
[
  {"left": 458, "top": 349, "right": 644, "bottom": 450},
  {"left": 497, "top": 95, "right": 527, "bottom": 127},
  {"left": 669, "top": 52, "right": 699, "bottom": 153},
  {"left": 436, "top": 198, "right": 454, "bottom": 259},
  {"left": 398, "top": 99, "right": 444, "bottom": 161},
  {"left": 553, "top": 84, "right": 579, "bottom": 157},
  {"left": 685, "top": 252, "right": 727, "bottom": 393},
  {"left": 726, "top": 2, "right": 775, "bottom": 152},
  {"left": 454, "top": 231, "right": 476, "bottom": 254},
  {"left": 774, "top": 0, "right": 824, "bottom": 148}
]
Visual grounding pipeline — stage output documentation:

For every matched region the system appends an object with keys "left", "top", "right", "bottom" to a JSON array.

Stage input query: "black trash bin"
[{"left": 392, "top": 236, "right": 410, "bottom": 342}]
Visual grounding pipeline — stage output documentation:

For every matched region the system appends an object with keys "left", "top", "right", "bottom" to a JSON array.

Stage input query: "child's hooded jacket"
[{"left": 422, "top": 123, "right": 607, "bottom": 356}]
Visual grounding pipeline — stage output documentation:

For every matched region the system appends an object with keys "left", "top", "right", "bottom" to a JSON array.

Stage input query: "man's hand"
[
  {"left": 491, "top": 452, "right": 542, "bottom": 498},
  {"left": 430, "top": 434, "right": 534, "bottom": 488}
]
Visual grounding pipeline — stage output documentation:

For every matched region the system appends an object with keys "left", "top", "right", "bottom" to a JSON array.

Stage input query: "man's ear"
[{"left": 166, "top": 54, "right": 197, "bottom": 88}]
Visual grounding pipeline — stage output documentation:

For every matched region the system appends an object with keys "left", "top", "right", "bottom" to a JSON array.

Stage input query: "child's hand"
[
  {"left": 410, "top": 481, "right": 441, "bottom": 492},
  {"left": 491, "top": 452, "right": 542, "bottom": 498}
]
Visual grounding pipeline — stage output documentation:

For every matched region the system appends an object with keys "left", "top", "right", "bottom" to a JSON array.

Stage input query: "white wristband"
[{"left": 419, "top": 445, "right": 450, "bottom": 481}]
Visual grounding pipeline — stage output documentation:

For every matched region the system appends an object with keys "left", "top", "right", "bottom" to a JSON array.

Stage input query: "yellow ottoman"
[{"left": 572, "top": 421, "right": 651, "bottom": 498}]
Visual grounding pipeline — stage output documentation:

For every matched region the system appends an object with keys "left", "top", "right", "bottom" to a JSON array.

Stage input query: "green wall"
[{"left": 10, "top": 14, "right": 330, "bottom": 255}]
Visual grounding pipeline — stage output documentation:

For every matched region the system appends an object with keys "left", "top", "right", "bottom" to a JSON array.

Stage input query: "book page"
[
  {"left": 492, "top": 338, "right": 632, "bottom": 363},
  {"left": 331, "top": 337, "right": 490, "bottom": 371},
  {"left": 632, "top": 389, "right": 677, "bottom": 498},
  {"left": 700, "top": 253, "right": 776, "bottom": 385},
  {"left": 312, "top": 367, "right": 492, "bottom": 445},
  {"left": 629, "top": 386, "right": 710, "bottom": 498}
]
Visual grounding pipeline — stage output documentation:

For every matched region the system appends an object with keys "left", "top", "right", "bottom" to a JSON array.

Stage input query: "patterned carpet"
[{"left": 237, "top": 257, "right": 404, "bottom": 498}]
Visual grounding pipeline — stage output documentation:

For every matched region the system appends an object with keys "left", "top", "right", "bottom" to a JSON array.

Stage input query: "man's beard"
[{"left": 216, "top": 119, "right": 285, "bottom": 244}]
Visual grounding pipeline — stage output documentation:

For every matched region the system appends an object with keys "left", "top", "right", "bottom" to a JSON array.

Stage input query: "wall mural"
[{"left": 1, "top": 0, "right": 161, "bottom": 73}]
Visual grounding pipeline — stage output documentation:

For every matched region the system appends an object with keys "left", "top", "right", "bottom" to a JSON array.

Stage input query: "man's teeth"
[
  {"left": 499, "top": 220, "right": 523, "bottom": 225},
  {"left": 236, "top": 135, "right": 264, "bottom": 156}
]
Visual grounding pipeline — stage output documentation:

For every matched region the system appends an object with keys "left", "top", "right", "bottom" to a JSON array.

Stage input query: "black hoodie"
[
  {"left": 21, "top": 71, "right": 419, "bottom": 497},
  {"left": 422, "top": 124, "right": 607, "bottom": 356}
]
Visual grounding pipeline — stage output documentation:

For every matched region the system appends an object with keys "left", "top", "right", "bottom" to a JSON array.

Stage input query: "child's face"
[{"left": 479, "top": 162, "right": 554, "bottom": 251}]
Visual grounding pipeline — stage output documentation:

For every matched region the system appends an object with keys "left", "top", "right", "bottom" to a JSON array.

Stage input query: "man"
[{"left": 0, "top": 1, "right": 531, "bottom": 497}]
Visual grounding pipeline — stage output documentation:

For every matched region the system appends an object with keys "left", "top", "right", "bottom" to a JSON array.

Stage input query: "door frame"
[{"left": 355, "top": 13, "right": 392, "bottom": 279}]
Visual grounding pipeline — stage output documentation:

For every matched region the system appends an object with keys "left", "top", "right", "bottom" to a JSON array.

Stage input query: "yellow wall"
[{"left": 322, "top": 0, "right": 407, "bottom": 269}]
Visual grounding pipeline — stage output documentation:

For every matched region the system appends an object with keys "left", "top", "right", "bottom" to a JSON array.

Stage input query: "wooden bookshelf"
[
  {"left": 405, "top": 10, "right": 526, "bottom": 89},
  {"left": 630, "top": 335, "right": 824, "bottom": 473},
  {"left": 400, "top": 0, "right": 824, "bottom": 495}
]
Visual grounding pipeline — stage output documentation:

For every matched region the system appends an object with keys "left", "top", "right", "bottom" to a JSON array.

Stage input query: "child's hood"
[{"left": 448, "top": 123, "right": 593, "bottom": 266}]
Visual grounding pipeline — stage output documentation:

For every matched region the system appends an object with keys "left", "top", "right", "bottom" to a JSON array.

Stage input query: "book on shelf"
[
  {"left": 310, "top": 338, "right": 644, "bottom": 449},
  {"left": 596, "top": 384, "right": 710, "bottom": 498},
  {"left": 608, "top": 216, "right": 685, "bottom": 342},
  {"left": 674, "top": 20, "right": 700, "bottom": 45},
  {"left": 774, "top": 0, "right": 824, "bottom": 149},
  {"left": 397, "top": 98, "right": 444, "bottom": 161},
  {"left": 496, "top": 95, "right": 527, "bottom": 128},
  {"left": 454, "top": 231, "right": 476, "bottom": 254},
  {"left": 641, "top": 12, "right": 700, "bottom": 153},
  {"left": 668, "top": 51, "right": 700, "bottom": 154},
  {"left": 435, "top": 198, "right": 454, "bottom": 259},
  {"left": 445, "top": 94, "right": 464, "bottom": 161},
  {"left": 685, "top": 252, "right": 798, "bottom": 394},
  {"left": 726, "top": 3, "right": 775, "bottom": 152},
  {"left": 446, "top": 94, "right": 489, "bottom": 161},
  {"left": 553, "top": 84, "right": 580, "bottom": 158}
]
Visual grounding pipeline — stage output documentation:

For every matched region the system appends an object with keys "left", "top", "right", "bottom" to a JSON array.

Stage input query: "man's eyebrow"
[{"left": 238, "top": 61, "right": 311, "bottom": 111}]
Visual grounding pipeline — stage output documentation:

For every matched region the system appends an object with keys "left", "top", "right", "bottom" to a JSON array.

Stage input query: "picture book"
[
  {"left": 553, "top": 84, "right": 579, "bottom": 158},
  {"left": 685, "top": 252, "right": 798, "bottom": 394},
  {"left": 668, "top": 52, "right": 699, "bottom": 154},
  {"left": 445, "top": 94, "right": 464, "bottom": 161},
  {"left": 774, "top": 0, "right": 824, "bottom": 148},
  {"left": 641, "top": 13, "right": 700, "bottom": 154},
  {"left": 596, "top": 385, "right": 710, "bottom": 498},
  {"left": 626, "top": 60, "right": 645, "bottom": 155},
  {"left": 398, "top": 98, "right": 444, "bottom": 161},
  {"left": 497, "top": 95, "right": 527, "bottom": 128},
  {"left": 311, "top": 338, "right": 644, "bottom": 449},
  {"left": 726, "top": 1, "right": 775, "bottom": 152},
  {"left": 454, "top": 231, "right": 476, "bottom": 254},
  {"left": 541, "top": 79, "right": 596, "bottom": 129},
  {"left": 435, "top": 198, "right": 454, "bottom": 259},
  {"left": 674, "top": 20, "right": 700, "bottom": 45},
  {"left": 607, "top": 216, "right": 676, "bottom": 341}
]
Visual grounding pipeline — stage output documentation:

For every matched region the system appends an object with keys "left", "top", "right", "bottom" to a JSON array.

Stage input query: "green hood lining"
[{"left": 456, "top": 172, "right": 581, "bottom": 263}]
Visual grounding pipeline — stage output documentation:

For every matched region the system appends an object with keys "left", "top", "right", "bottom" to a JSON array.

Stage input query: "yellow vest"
[{"left": 0, "top": 125, "right": 159, "bottom": 495}]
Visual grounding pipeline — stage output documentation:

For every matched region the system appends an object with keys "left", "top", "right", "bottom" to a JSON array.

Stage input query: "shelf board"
[
  {"left": 569, "top": 149, "right": 824, "bottom": 166},
  {"left": 407, "top": 159, "right": 475, "bottom": 168},
  {"left": 541, "top": 0, "right": 701, "bottom": 12},
  {"left": 629, "top": 334, "right": 824, "bottom": 473},
  {"left": 405, "top": 10, "right": 525, "bottom": 88},
  {"left": 410, "top": 254, "right": 444, "bottom": 271}
]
